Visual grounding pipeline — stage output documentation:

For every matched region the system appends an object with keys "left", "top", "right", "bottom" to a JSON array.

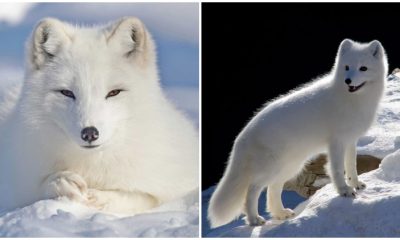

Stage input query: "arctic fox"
[
  {"left": 208, "top": 39, "right": 387, "bottom": 227},
  {"left": 0, "top": 17, "right": 198, "bottom": 214}
]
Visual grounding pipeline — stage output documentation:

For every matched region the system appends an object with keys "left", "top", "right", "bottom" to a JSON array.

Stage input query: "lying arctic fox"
[
  {"left": 208, "top": 39, "right": 387, "bottom": 227},
  {"left": 0, "top": 17, "right": 198, "bottom": 214}
]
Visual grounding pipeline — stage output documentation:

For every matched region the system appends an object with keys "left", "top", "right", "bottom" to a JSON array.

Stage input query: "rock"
[
  {"left": 392, "top": 68, "right": 400, "bottom": 75},
  {"left": 284, "top": 154, "right": 381, "bottom": 197}
]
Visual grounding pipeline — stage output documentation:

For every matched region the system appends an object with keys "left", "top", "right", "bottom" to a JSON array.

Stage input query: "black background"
[{"left": 202, "top": 3, "right": 400, "bottom": 190}]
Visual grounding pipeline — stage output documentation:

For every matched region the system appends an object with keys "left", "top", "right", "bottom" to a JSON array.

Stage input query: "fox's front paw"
[
  {"left": 47, "top": 171, "right": 88, "bottom": 203},
  {"left": 87, "top": 189, "right": 108, "bottom": 210},
  {"left": 337, "top": 185, "right": 356, "bottom": 198},
  {"left": 246, "top": 215, "right": 266, "bottom": 226},
  {"left": 270, "top": 208, "right": 295, "bottom": 220},
  {"left": 348, "top": 180, "right": 366, "bottom": 190}
]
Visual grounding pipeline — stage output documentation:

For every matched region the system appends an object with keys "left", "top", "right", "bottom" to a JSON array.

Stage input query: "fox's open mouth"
[
  {"left": 82, "top": 145, "right": 100, "bottom": 149},
  {"left": 348, "top": 82, "right": 366, "bottom": 93}
]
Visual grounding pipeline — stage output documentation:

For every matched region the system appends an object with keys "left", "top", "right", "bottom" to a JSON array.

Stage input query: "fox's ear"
[
  {"left": 338, "top": 39, "right": 353, "bottom": 55},
  {"left": 106, "top": 17, "right": 154, "bottom": 65},
  {"left": 29, "top": 18, "right": 71, "bottom": 71},
  {"left": 369, "top": 40, "right": 383, "bottom": 58}
]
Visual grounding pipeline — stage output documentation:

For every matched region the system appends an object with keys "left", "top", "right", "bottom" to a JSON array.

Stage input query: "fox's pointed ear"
[
  {"left": 369, "top": 40, "right": 383, "bottom": 58},
  {"left": 28, "top": 18, "right": 71, "bottom": 71},
  {"left": 106, "top": 17, "right": 155, "bottom": 65},
  {"left": 338, "top": 39, "right": 353, "bottom": 55}
]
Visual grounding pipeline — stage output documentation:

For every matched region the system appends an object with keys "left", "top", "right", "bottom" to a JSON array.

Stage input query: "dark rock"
[{"left": 392, "top": 68, "right": 400, "bottom": 75}]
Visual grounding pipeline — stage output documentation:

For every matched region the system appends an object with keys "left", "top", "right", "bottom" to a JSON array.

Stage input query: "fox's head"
[
  {"left": 334, "top": 39, "right": 388, "bottom": 94},
  {"left": 23, "top": 17, "right": 159, "bottom": 149}
]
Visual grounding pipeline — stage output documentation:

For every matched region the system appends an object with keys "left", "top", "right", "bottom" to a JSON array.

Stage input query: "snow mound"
[
  {"left": 357, "top": 74, "right": 400, "bottom": 158},
  {"left": 0, "top": 189, "right": 199, "bottom": 237},
  {"left": 256, "top": 151, "right": 400, "bottom": 237},
  {"left": 377, "top": 149, "right": 400, "bottom": 182}
]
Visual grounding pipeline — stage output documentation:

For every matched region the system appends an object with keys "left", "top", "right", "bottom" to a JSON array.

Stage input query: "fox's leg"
[
  {"left": 345, "top": 141, "right": 366, "bottom": 190},
  {"left": 245, "top": 184, "right": 266, "bottom": 226},
  {"left": 87, "top": 189, "right": 159, "bottom": 214},
  {"left": 43, "top": 171, "right": 88, "bottom": 203},
  {"left": 328, "top": 140, "right": 356, "bottom": 197},
  {"left": 267, "top": 181, "right": 295, "bottom": 220}
]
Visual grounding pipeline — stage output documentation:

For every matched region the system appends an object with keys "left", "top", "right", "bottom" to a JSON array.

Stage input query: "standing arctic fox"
[
  {"left": 0, "top": 17, "right": 198, "bottom": 214},
  {"left": 208, "top": 39, "right": 387, "bottom": 227}
]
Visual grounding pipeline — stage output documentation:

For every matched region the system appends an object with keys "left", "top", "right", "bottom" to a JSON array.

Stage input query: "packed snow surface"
[
  {"left": 204, "top": 74, "right": 400, "bottom": 237},
  {"left": 0, "top": 189, "right": 199, "bottom": 237},
  {"left": 213, "top": 154, "right": 400, "bottom": 237}
]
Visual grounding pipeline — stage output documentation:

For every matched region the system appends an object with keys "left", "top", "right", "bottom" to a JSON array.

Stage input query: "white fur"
[
  {"left": 208, "top": 39, "right": 388, "bottom": 227},
  {"left": 0, "top": 17, "right": 198, "bottom": 214}
]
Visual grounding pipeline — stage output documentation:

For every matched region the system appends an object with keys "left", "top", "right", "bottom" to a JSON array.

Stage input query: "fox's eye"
[
  {"left": 359, "top": 66, "right": 368, "bottom": 71},
  {"left": 106, "top": 89, "right": 123, "bottom": 99},
  {"left": 59, "top": 90, "right": 75, "bottom": 100},
  {"left": 345, "top": 65, "right": 349, "bottom": 71}
]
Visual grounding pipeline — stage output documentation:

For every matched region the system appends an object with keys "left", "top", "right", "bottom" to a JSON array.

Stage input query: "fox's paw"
[
  {"left": 338, "top": 185, "right": 356, "bottom": 198},
  {"left": 271, "top": 208, "right": 295, "bottom": 220},
  {"left": 47, "top": 171, "right": 88, "bottom": 202},
  {"left": 87, "top": 189, "right": 108, "bottom": 210},
  {"left": 246, "top": 215, "right": 266, "bottom": 226},
  {"left": 348, "top": 180, "right": 366, "bottom": 190}
]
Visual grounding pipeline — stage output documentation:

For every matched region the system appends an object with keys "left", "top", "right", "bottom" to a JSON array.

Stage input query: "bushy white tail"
[{"left": 208, "top": 149, "right": 250, "bottom": 228}]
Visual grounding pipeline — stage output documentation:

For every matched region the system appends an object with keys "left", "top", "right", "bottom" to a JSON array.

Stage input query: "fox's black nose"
[
  {"left": 81, "top": 126, "right": 99, "bottom": 143},
  {"left": 345, "top": 78, "right": 352, "bottom": 85}
]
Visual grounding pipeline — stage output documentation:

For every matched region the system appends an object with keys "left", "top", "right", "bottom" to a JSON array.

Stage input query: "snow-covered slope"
[
  {"left": 204, "top": 74, "right": 400, "bottom": 237},
  {"left": 358, "top": 74, "right": 400, "bottom": 158},
  {"left": 255, "top": 151, "right": 400, "bottom": 237},
  {"left": 0, "top": 189, "right": 199, "bottom": 237}
]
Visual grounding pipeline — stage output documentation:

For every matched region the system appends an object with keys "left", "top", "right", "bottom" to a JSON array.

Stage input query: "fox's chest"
[
  {"left": 54, "top": 151, "right": 128, "bottom": 185},
  {"left": 57, "top": 148, "right": 159, "bottom": 193},
  {"left": 330, "top": 97, "right": 380, "bottom": 140}
]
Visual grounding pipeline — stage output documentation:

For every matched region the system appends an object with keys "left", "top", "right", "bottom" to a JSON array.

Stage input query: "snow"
[
  {"left": 256, "top": 153, "right": 400, "bottom": 237},
  {"left": 203, "top": 74, "right": 400, "bottom": 237},
  {"left": 357, "top": 74, "right": 400, "bottom": 158},
  {"left": 202, "top": 187, "right": 305, "bottom": 237},
  {"left": 0, "top": 189, "right": 199, "bottom": 237},
  {"left": 165, "top": 86, "right": 199, "bottom": 126},
  {"left": 0, "top": 3, "right": 35, "bottom": 26}
]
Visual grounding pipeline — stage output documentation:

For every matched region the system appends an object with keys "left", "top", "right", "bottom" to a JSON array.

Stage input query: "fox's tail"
[{"left": 208, "top": 146, "right": 250, "bottom": 228}]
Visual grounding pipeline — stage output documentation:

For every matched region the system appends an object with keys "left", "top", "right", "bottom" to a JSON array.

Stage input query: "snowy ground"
[
  {"left": 0, "top": 189, "right": 198, "bottom": 237},
  {"left": 358, "top": 73, "right": 400, "bottom": 158},
  {"left": 203, "top": 74, "right": 400, "bottom": 237}
]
